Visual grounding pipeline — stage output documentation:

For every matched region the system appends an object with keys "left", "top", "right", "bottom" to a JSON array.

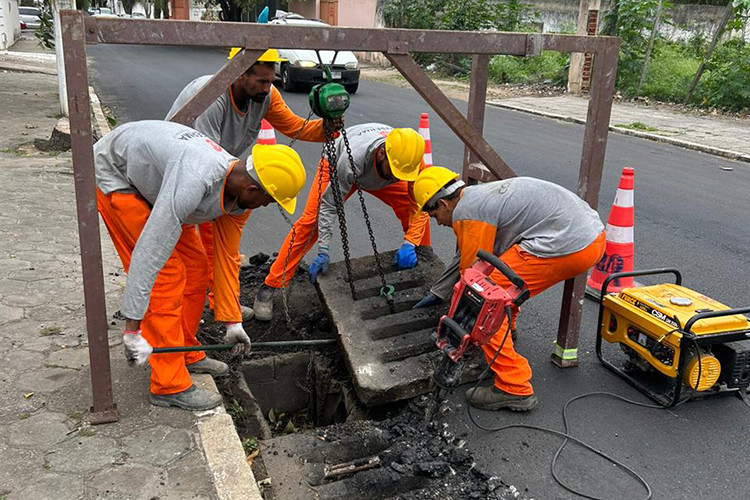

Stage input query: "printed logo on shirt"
[
  {"left": 176, "top": 130, "right": 206, "bottom": 141},
  {"left": 205, "top": 138, "right": 223, "bottom": 152},
  {"left": 350, "top": 125, "right": 391, "bottom": 138}
]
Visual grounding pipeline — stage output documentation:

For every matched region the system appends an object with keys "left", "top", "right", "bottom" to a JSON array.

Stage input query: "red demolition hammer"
[{"left": 427, "top": 250, "right": 530, "bottom": 419}]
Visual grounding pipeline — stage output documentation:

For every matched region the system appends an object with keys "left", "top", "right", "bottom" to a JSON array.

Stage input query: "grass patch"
[
  {"left": 638, "top": 43, "right": 699, "bottom": 103},
  {"left": 242, "top": 436, "right": 259, "bottom": 455},
  {"left": 615, "top": 122, "right": 659, "bottom": 132},
  {"left": 78, "top": 428, "right": 97, "bottom": 437},
  {"left": 19, "top": 413, "right": 31, "bottom": 420},
  {"left": 488, "top": 51, "right": 568, "bottom": 85}
]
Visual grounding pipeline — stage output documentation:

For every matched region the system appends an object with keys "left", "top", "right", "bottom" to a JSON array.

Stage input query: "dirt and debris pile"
[{"left": 260, "top": 396, "right": 528, "bottom": 500}]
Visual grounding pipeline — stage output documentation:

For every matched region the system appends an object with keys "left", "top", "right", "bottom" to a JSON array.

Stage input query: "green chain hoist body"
[{"left": 308, "top": 65, "right": 350, "bottom": 119}]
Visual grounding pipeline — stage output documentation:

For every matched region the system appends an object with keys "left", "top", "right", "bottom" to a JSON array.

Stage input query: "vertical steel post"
[
  {"left": 463, "top": 55, "right": 490, "bottom": 183},
  {"left": 60, "top": 10, "right": 119, "bottom": 423},
  {"left": 552, "top": 39, "right": 619, "bottom": 368}
]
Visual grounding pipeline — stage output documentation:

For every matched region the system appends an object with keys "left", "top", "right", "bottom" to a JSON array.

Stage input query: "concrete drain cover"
[{"left": 317, "top": 248, "right": 482, "bottom": 406}]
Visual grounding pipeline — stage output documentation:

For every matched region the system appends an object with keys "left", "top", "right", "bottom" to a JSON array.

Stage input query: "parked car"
[
  {"left": 130, "top": 12, "right": 147, "bottom": 18},
  {"left": 19, "top": 6, "right": 41, "bottom": 30},
  {"left": 270, "top": 13, "right": 360, "bottom": 94},
  {"left": 92, "top": 7, "right": 118, "bottom": 17}
]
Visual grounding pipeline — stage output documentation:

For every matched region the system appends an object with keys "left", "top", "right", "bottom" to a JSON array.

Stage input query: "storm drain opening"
[{"left": 198, "top": 252, "right": 527, "bottom": 500}]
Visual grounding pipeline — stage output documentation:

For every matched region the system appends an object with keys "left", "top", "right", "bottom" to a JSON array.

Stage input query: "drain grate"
[{"left": 317, "top": 248, "right": 483, "bottom": 407}]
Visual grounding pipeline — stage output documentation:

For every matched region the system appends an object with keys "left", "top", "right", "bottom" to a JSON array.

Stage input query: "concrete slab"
[{"left": 317, "top": 248, "right": 484, "bottom": 406}]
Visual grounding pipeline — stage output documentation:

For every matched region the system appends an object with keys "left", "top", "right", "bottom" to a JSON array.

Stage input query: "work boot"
[
  {"left": 253, "top": 284, "right": 275, "bottom": 322},
  {"left": 465, "top": 385, "right": 538, "bottom": 412},
  {"left": 150, "top": 384, "right": 222, "bottom": 411},
  {"left": 241, "top": 305, "right": 255, "bottom": 321},
  {"left": 186, "top": 357, "right": 229, "bottom": 377}
]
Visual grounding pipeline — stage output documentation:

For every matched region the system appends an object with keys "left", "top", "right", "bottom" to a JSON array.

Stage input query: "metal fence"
[{"left": 59, "top": 11, "right": 620, "bottom": 423}]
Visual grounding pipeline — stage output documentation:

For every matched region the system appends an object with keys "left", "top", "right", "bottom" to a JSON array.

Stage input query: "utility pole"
[
  {"left": 568, "top": 0, "right": 601, "bottom": 95},
  {"left": 53, "top": 0, "right": 72, "bottom": 115}
]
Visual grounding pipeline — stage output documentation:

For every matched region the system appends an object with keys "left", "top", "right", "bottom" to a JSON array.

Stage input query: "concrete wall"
[
  {"left": 338, "top": 0, "right": 377, "bottom": 28},
  {"left": 288, "top": 0, "right": 317, "bottom": 19},
  {"left": 0, "top": 0, "right": 21, "bottom": 50},
  {"left": 528, "top": 0, "right": 733, "bottom": 42}
]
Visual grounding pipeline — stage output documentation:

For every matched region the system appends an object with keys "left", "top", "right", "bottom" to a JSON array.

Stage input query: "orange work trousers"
[
  {"left": 97, "top": 188, "right": 207, "bottom": 395},
  {"left": 197, "top": 222, "right": 214, "bottom": 309},
  {"left": 481, "top": 231, "right": 606, "bottom": 396},
  {"left": 265, "top": 160, "right": 431, "bottom": 289}
]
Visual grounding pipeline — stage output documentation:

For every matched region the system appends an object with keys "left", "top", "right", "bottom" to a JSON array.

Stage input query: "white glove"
[
  {"left": 224, "top": 323, "right": 252, "bottom": 356},
  {"left": 123, "top": 330, "right": 153, "bottom": 366}
]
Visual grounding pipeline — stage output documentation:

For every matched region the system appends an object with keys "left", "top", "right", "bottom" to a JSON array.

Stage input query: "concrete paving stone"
[
  {"left": 15, "top": 366, "right": 81, "bottom": 393},
  {"left": 0, "top": 390, "right": 47, "bottom": 424},
  {"left": 6, "top": 265, "right": 58, "bottom": 283},
  {"left": 86, "top": 463, "right": 167, "bottom": 500},
  {"left": 121, "top": 425, "right": 193, "bottom": 466},
  {"left": 0, "top": 441, "right": 45, "bottom": 493},
  {"left": 2, "top": 292, "right": 50, "bottom": 308},
  {"left": 25, "top": 303, "right": 77, "bottom": 322},
  {"left": 45, "top": 347, "right": 90, "bottom": 370},
  {"left": 0, "top": 258, "right": 32, "bottom": 273},
  {"left": 7, "top": 472, "right": 85, "bottom": 500},
  {"left": 165, "top": 450, "right": 216, "bottom": 497},
  {"left": 46, "top": 433, "right": 121, "bottom": 474},
  {"left": 0, "top": 348, "right": 45, "bottom": 377},
  {"left": 0, "top": 304, "right": 24, "bottom": 324},
  {"left": 9, "top": 250, "right": 57, "bottom": 263},
  {"left": 8, "top": 411, "right": 70, "bottom": 449}
]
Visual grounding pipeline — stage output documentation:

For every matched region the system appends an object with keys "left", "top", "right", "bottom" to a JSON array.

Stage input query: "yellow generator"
[{"left": 596, "top": 269, "right": 750, "bottom": 407}]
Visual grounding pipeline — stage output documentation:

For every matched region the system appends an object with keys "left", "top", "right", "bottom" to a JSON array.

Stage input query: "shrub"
[{"left": 694, "top": 40, "right": 750, "bottom": 112}]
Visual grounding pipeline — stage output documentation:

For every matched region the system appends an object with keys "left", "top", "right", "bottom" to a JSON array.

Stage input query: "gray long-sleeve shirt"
[
  {"left": 431, "top": 178, "right": 604, "bottom": 299},
  {"left": 94, "top": 120, "right": 248, "bottom": 320},
  {"left": 165, "top": 75, "right": 272, "bottom": 159},
  {"left": 318, "top": 123, "right": 394, "bottom": 251}
]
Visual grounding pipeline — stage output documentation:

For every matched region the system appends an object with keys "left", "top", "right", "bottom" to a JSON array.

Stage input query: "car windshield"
[
  {"left": 19, "top": 7, "right": 40, "bottom": 15},
  {"left": 99, "top": 7, "right": 112, "bottom": 13}
]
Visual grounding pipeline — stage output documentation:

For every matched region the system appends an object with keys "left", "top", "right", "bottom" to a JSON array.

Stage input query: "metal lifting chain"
[
  {"left": 276, "top": 108, "right": 320, "bottom": 330},
  {"left": 321, "top": 120, "right": 358, "bottom": 301},
  {"left": 339, "top": 129, "right": 395, "bottom": 314}
]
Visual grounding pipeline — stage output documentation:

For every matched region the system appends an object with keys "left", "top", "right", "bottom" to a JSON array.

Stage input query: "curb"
[
  {"left": 193, "top": 374, "right": 264, "bottom": 500},
  {"left": 89, "top": 87, "right": 111, "bottom": 137},
  {"left": 487, "top": 100, "right": 750, "bottom": 164}
]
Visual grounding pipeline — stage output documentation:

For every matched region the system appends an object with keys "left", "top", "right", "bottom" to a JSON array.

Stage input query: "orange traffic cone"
[
  {"left": 586, "top": 167, "right": 638, "bottom": 299},
  {"left": 418, "top": 112, "right": 433, "bottom": 167},
  {"left": 257, "top": 119, "right": 276, "bottom": 145}
]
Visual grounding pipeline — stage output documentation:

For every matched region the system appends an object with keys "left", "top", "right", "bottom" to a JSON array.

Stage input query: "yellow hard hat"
[
  {"left": 413, "top": 166, "right": 460, "bottom": 212},
  {"left": 251, "top": 144, "right": 306, "bottom": 214},
  {"left": 228, "top": 47, "right": 286, "bottom": 63},
  {"left": 385, "top": 128, "right": 425, "bottom": 182}
]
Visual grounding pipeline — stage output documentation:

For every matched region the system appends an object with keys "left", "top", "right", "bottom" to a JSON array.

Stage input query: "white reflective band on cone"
[
  {"left": 613, "top": 189, "right": 634, "bottom": 208},
  {"left": 605, "top": 224, "right": 634, "bottom": 244}
]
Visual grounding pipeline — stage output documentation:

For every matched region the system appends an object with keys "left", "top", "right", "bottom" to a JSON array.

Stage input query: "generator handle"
[
  {"left": 476, "top": 250, "right": 525, "bottom": 289},
  {"left": 601, "top": 268, "right": 682, "bottom": 302},
  {"left": 684, "top": 307, "right": 750, "bottom": 333}
]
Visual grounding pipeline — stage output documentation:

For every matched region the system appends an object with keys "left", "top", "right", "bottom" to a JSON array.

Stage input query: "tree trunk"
[
  {"left": 636, "top": 0, "right": 663, "bottom": 94},
  {"left": 601, "top": 0, "right": 619, "bottom": 36},
  {"left": 684, "top": 4, "right": 734, "bottom": 104}
]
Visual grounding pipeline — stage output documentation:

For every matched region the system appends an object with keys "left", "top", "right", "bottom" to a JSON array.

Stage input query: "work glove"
[
  {"left": 224, "top": 323, "right": 252, "bottom": 356},
  {"left": 309, "top": 252, "right": 330, "bottom": 284},
  {"left": 393, "top": 241, "right": 418, "bottom": 270},
  {"left": 413, "top": 292, "right": 442, "bottom": 309},
  {"left": 123, "top": 330, "right": 153, "bottom": 366}
]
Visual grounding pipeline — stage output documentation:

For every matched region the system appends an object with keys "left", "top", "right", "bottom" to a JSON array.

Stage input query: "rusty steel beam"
[
  {"left": 60, "top": 10, "right": 119, "bottom": 424},
  {"left": 552, "top": 37, "right": 620, "bottom": 369},
  {"left": 463, "top": 55, "right": 490, "bottom": 180},
  {"left": 82, "top": 16, "right": 560, "bottom": 55},
  {"left": 385, "top": 53, "right": 516, "bottom": 180},
  {"left": 170, "top": 47, "right": 265, "bottom": 126}
]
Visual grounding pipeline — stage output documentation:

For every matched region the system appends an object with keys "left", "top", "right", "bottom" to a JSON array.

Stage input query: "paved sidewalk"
[
  {"left": 0, "top": 65, "right": 259, "bottom": 498},
  {"left": 490, "top": 95, "right": 750, "bottom": 162}
]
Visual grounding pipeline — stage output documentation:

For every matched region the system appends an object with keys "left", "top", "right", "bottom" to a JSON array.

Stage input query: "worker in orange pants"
[
  {"left": 254, "top": 124, "right": 430, "bottom": 320},
  {"left": 95, "top": 120, "right": 306, "bottom": 410},
  {"left": 167, "top": 48, "right": 343, "bottom": 318},
  {"left": 413, "top": 167, "right": 605, "bottom": 411}
]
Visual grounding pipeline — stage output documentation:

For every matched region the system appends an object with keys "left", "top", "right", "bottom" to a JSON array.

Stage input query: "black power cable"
[{"left": 462, "top": 306, "right": 661, "bottom": 500}]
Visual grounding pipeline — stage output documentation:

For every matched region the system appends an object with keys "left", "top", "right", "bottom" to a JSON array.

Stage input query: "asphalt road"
[{"left": 88, "top": 44, "right": 750, "bottom": 500}]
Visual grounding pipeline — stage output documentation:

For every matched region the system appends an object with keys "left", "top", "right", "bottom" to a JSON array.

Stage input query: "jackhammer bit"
[{"left": 425, "top": 353, "right": 465, "bottom": 422}]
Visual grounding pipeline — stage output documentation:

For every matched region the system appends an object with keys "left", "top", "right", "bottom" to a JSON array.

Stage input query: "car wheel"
[
  {"left": 344, "top": 83, "right": 359, "bottom": 94},
  {"left": 281, "top": 64, "right": 297, "bottom": 92}
]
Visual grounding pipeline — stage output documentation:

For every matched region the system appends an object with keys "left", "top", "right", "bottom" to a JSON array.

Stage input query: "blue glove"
[
  {"left": 257, "top": 6, "right": 269, "bottom": 23},
  {"left": 308, "top": 253, "right": 330, "bottom": 284},
  {"left": 413, "top": 293, "right": 441, "bottom": 309},
  {"left": 393, "top": 242, "right": 418, "bottom": 270}
]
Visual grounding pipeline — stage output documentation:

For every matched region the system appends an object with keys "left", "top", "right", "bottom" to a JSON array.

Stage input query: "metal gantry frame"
[{"left": 59, "top": 11, "right": 620, "bottom": 423}]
